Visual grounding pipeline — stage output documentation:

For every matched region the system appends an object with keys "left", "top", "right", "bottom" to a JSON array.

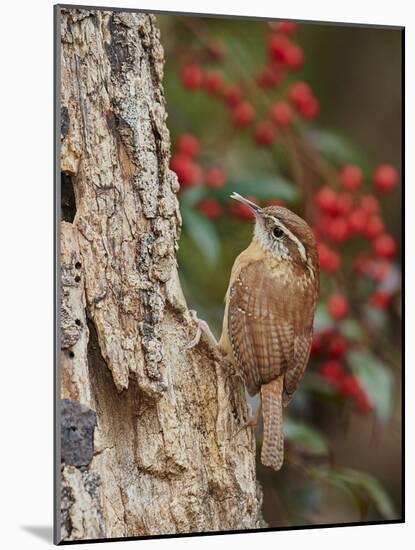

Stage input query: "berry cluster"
[
  {"left": 170, "top": 133, "right": 202, "bottom": 187},
  {"left": 313, "top": 162, "right": 399, "bottom": 320},
  {"left": 179, "top": 22, "right": 319, "bottom": 155},
  {"left": 309, "top": 292, "right": 375, "bottom": 413},
  {"left": 170, "top": 131, "right": 288, "bottom": 221},
  {"left": 170, "top": 133, "right": 227, "bottom": 191},
  {"left": 170, "top": 132, "right": 231, "bottom": 220},
  {"left": 318, "top": 358, "right": 374, "bottom": 413}
]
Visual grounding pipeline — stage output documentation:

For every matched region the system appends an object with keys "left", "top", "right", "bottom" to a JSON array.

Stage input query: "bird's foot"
[
  {"left": 233, "top": 403, "right": 261, "bottom": 439},
  {"left": 216, "top": 352, "right": 244, "bottom": 381},
  {"left": 186, "top": 310, "right": 218, "bottom": 349}
]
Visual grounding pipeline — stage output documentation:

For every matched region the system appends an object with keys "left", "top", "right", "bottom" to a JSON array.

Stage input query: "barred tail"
[{"left": 260, "top": 377, "right": 284, "bottom": 471}]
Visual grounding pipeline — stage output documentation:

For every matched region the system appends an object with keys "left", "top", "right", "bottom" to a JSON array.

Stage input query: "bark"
[{"left": 58, "top": 7, "right": 261, "bottom": 543}]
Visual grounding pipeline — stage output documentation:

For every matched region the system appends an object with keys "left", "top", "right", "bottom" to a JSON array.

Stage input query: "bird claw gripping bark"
[
  {"left": 186, "top": 310, "right": 219, "bottom": 349},
  {"left": 232, "top": 402, "right": 261, "bottom": 439},
  {"left": 186, "top": 312, "right": 237, "bottom": 367},
  {"left": 227, "top": 361, "right": 245, "bottom": 382}
]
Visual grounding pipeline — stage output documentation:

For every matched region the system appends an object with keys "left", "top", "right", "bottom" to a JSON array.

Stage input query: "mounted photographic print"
[{"left": 54, "top": 4, "right": 404, "bottom": 544}]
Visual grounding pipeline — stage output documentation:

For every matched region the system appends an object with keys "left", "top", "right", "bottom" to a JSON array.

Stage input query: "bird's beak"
[{"left": 230, "top": 192, "right": 263, "bottom": 215}]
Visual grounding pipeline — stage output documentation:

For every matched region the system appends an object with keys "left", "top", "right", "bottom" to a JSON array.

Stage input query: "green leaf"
[
  {"left": 181, "top": 206, "right": 220, "bottom": 266},
  {"left": 180, "top": 186, "right": 207, "bottom": 208},
  {"left": 364, "top": 305, "right": 388, "bottom": 330},
  {"left": 306, "top": 129, "right": 366, "bottom": 167},
  {"left": 347, "top": 350, "right": 393, "bottom": 419},
  {"left": 313, "top": 304, "right": 333, "bottom": 333},
  {"left": 339, "top": 319, "right": 364, "bottom": 342},
  {"left": 355, "top": 471, "right": 397, "bottom": 520},
  {"left": 211, "top": 177, "right": 299, "bottom": 203},
  {"left": 284, "top": 418, "right": 328, "bottom": 455},
  {"left": 302, "top": 372, "right": 337, "bottom": 398},
  {"left": 179, "top": 176, "right": 299, "bottom": 210},
  {"left": 314, "top": 467, "right": 397, "bottom": 520}
]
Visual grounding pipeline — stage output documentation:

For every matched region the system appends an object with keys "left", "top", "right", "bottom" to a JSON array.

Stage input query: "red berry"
[
  {"left": 370, "top": 291, "right": 393, "bottom": 310},
  {"left": 364, "top": 215, "right": 385, "bottom": 239},
  {"left": 254, "top": 120, "right": 277, "bottom": 147},
  {"left": 289, "top": 81, "right": 312, "bottom": 108},
  {"left": 177, "top": 133, "right": 201, "bottom": 158},
  {"left": 205, "top": 167, "right": 227, "bottom": 189},
  {"left": 340, "top": 165, "right": 363, "bottom": 191},
  {"left": 181, "top": 64, "right": 204, "bottom": 89},
  {"left": 315, "top": 186, "right": 338, "bottom": 214},
  {"left": 170, "top": 154, "right": 202, "bottom": 188},
  {"left": 360, "top": 194, "right": 380, "bottom": 214},
  {"left": 328, "top": 334, "right": 348, "bottom": 358},
  {"left": 319, "top": 360, "right": 344, "bottom": 388},
  {"left": 339, "top": 374, "right": 361, "bottom": 398},
  {"left": 311, "top": 333, "right": 323, "bottom": 355},
  {"left": 232, "top": 101, "right": 255, "bottom": 127},
  {"left": 335, "top": 193, "right": 353, "bottom": 215},
  {"left": 317, "top": 242, "right": 341, "bottom": 273},
  {"left": 203, "top": 70, "right": 224, "bottom": 95},
  {"left": 284, "top": 44, "right": 304, "bottom": 69},
  {"left": 299, "top": 96, "right": 320, "bottom": 119},
  {"left": 326, "top": 218, "right": 349, "bottom": 243},
  {"left": 268, "top": 35, "right": 304, "bottom": 69},
  {"left": 198, "top": 198, "right": 222, "bottom": 219},
  {"left": 271, "top": 101, "right": 294, "bottom": 128},
  {"left": 327, "top": 294, "right": 349, "bottom": 320},
  {"left": 178, "top": 162, "right": 202, "bottom": 187},
  {"left": 223, "top": 84, "right": 243, "bottom": 108},
  {"left": 373, "top": 164, "right": 399, "bottom": 192},
  {"left": 373, "top": 233, "right": 397, "bottom": 259},
  {"left": 348, "top": 208, "right": 369, "bottom": 234},
  {"left": 257, "top": 65, "right": 284, "bottom": 89},
  {"left": 268, "top": 33, "right": 291, "bottom": 62},
  {"left": 355, "top": 389, "right": 374, "bottom": 413},
  {"left": 317, "top": 195, "right": 353, "bottom": 220}
]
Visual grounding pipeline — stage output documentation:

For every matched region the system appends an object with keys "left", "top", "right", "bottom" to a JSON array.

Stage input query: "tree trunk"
[{"left": 57, "top": 7, "right": 261, "bottom": 543}]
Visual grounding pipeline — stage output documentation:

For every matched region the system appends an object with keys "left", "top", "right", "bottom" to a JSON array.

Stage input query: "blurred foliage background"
[{"left": 156, "top": 14, "right": 402, "bottom": 528}]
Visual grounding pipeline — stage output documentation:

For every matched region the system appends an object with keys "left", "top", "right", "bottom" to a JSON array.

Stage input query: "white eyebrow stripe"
[{"left": 266, "top": 215, "right": 308, "bottom": 262}]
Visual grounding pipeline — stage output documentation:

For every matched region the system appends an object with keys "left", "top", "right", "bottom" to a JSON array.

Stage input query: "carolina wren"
[{"left": 219, "top": 193, "right": 319, "bottom": 470}]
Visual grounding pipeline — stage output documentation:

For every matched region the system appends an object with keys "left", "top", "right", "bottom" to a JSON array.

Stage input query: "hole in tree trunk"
[{"left": 61, "top": 172, "right": 77, "bottom": 223}]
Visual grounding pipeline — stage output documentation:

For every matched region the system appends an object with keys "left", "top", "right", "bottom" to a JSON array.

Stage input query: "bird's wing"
[
  {"left": 282, "top": 266, "right": 317, "bottom": 403},
  {"left": 228, "top": 260, "right": 298, "bottom": 396},
  {"left": 282, "top": 333, "right": 313, "bottom": 405}
]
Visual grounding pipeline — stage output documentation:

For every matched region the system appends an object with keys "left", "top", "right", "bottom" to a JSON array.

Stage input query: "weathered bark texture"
[{"left": 58, "top": 8, "right": 261, "bottom": 542}]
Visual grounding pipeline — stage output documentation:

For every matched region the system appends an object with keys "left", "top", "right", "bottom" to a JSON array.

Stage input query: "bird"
[{"left": 219, "top": 192, "right": 320, "bottom": 471}]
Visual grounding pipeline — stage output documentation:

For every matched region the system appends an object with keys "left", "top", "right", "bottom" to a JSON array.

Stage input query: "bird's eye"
[{"left": 273, "top": 227, "right": 284, "bottom": 239}]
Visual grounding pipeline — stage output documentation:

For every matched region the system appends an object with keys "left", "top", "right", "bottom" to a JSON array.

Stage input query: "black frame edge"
[
  {"left": 56, "top": 3, "right": 404, "bottom": 31},
  {"left": 54, "top": 3, "right": 62, "bottom": 546}
]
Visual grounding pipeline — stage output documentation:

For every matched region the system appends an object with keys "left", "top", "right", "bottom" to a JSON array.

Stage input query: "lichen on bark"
[{"left": 57, "top": 7, "right": 261, "bottom": 543}]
